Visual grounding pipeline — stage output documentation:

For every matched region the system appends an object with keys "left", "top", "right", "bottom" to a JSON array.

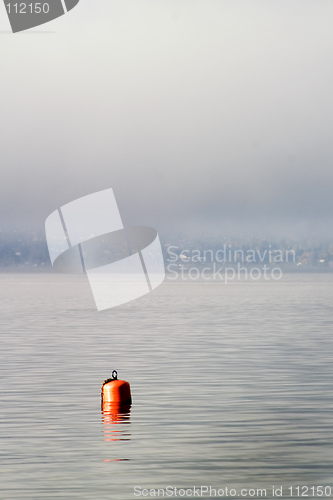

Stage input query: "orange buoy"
[{"left": 101, "top": 370, "right": 132, "bottom": 405}]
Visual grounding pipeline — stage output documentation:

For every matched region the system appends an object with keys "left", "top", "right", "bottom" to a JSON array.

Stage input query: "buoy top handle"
[{"left": 101, "top": 370, "right": 118, "bottom": 387}]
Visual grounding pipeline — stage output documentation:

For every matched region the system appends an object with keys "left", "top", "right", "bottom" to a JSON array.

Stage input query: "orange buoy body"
[{"left": 101, "top": 370, "right": 132, "bottom": 405}]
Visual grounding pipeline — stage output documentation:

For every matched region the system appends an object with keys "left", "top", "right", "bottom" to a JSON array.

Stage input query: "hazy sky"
[{"left": 1, "top": 0, "right": 333, "bottom": 239}]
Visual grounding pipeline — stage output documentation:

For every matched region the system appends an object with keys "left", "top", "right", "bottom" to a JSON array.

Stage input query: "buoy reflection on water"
[{"left": 102, "top": 402, "right": 131, "bottom": 442}]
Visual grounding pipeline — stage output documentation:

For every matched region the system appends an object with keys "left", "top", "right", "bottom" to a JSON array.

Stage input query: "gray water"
[{"left": 1, "top": 274, "right": 333, "bottom": 499}]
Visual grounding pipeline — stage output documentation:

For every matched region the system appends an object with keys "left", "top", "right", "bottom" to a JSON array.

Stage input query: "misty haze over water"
[{"left": 1, "top": 1, "right": 333, "bottom": 241}]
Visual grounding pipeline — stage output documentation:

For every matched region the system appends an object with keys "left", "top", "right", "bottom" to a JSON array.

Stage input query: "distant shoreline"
[{"left": 1, "top": 267, "right": 333, "bottom": 274}]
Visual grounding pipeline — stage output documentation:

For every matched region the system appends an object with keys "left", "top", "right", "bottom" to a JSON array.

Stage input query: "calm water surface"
[{"left": 1, "top": 274, "right": 333, "bottom": 499}]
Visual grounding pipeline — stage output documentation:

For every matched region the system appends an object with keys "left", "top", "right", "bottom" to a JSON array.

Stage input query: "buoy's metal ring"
[{"left": 112, "top": 370, "right": 118, "bottom": 380}]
